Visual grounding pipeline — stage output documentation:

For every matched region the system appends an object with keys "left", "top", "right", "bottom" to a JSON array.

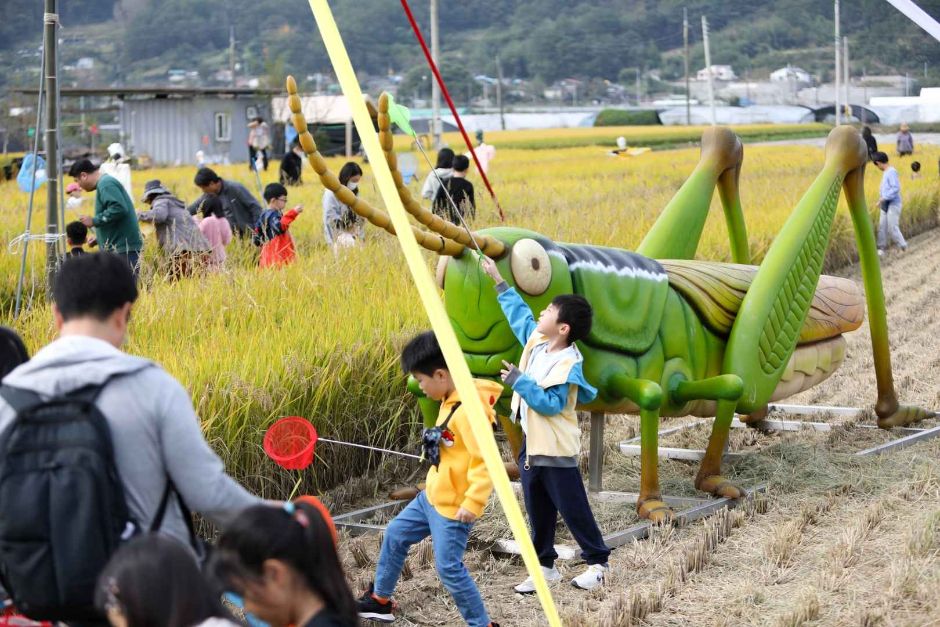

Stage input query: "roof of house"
[
  {"left": 12, "top": 87, "right": 281, "bottom": 98},
  {"left": 270, "top": 94, "right": 377, "bottom": 124}
]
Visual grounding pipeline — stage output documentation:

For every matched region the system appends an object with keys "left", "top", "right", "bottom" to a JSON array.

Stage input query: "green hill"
[{"left": 2, "top": 0, "right": 938, "bottom": 93}]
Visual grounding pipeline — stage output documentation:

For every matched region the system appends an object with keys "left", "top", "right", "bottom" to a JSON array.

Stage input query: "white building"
[
  {"left": 870, "top": 87, "right": 940, "bottom": 124},
  {"left": 696, "top": 65, "right": 737, "bottom": 81},
  {"left": 770, "top": 65, "right": 812, "bottom": 85}
]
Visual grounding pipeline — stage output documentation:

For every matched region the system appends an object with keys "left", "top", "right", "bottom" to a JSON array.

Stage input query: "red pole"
[{"left": 399, "top": 0, "right": 505, "bottom": 221}]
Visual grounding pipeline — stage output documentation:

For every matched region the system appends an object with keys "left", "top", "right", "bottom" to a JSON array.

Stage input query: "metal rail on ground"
[
  {"left": 333, "top": 483, "right": 767, "bottom": 561},
  {"left": 615, "top": 405, "right": 940, "bottom": 463}
]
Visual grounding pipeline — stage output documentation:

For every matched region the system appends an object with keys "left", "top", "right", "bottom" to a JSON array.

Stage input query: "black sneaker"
[{"left": 357, "top": 583, "right": 396, "bottom": 623}]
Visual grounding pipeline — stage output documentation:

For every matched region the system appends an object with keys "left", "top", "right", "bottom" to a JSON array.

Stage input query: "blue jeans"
[{"left": 374, "top": 492, "right": 490, "bottom": 627}]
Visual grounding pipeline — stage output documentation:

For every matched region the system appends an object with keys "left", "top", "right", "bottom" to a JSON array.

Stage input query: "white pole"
[
  {"left": 430, "top": 0, "right": 441, "bottom": 148},
  {"left": 834, "top": 0, "right": 841, "bottom": 125},
  {"left": 635, "top": 68, "right": 641, "bottom": 105},
  {"left": 701, "top": 16, "right": 716, "bottom": 126},
  {"left": 684, "top": 7, "right": 690, "bottom": 125},
  {"left": 842, "top": 37, "right": 852, "bottom": 121}
]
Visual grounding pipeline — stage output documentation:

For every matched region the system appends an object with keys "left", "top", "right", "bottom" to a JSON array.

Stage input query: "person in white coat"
[{"left": 99, "top": 142, "right": 135, "bottom": 202}]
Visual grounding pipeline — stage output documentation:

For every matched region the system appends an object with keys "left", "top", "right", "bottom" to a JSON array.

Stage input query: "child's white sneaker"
[
  {"left": 513, "top": 566, "right": 561, "bottom": 593},
  {"left": 571, "top": 563, "right": 608, "bottom": 590}
]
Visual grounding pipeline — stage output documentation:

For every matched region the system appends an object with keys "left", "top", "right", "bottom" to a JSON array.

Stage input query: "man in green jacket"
[{"left": 69, "top": 159, "right": 144, "bottom": 276}]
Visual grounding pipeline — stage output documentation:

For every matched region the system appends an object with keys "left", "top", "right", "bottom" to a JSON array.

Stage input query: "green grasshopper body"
[{"left": 442, "top": 229, "right": 859, "bottom": 421}]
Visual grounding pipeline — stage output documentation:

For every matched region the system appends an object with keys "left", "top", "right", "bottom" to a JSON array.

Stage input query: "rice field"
[{"left": 1, "top": 127, "right": 938, "bottom": 500}]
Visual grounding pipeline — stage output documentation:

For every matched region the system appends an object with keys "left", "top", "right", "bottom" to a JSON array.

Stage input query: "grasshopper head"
[{"left": 437, "top": 227, "right": 575, "bottom": 390}]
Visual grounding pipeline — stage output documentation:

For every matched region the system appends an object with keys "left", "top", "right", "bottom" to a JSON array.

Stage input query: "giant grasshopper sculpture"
[{"left": 286, "top": 77, "right": 935, "bottom": 523}]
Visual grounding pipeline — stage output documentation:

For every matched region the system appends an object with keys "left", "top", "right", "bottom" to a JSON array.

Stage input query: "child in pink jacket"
[{"left": 196, "top": 196, "right": 233, "bottom": 269}]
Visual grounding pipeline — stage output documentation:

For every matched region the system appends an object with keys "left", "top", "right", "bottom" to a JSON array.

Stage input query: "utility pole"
[
  {"left": 701, "top": 16, "right": 716, "bottom": 125},
  {"left": 229, "top": 26, "right": 236, "bottom": 88},
  {"left": 430, "top": 0, "right": 441, "bottom": 147},
  {"left": 496, "top": 55, "right": 506, "bottom": 130},
  {"left": 843, "top": 36, "right": 850, "bottom": 121},
  {"left": 43, "top": 0, "right": 60, "bottom": 286},
  {"left": 834, "top": 0, "right": 841, "bottom": 125},
  {"left": 684, "top": 8, "right": 691, "bottom": 125},
  {"left": 636, "top": 68, "right": 641, "bottom": 106}
]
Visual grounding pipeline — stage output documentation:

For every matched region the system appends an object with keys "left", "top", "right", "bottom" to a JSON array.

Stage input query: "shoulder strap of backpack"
[
  {"left": 65, "top": 383, "right": 109, "bottom": 404},
  {"left": 150, "top": 479, "right": 200, "bottom": 553},
  {"left": 440, "top": 401, "right": 462, "bottom": 431},
  {"left": 0, "top": 385, "right": 42, "bottom": 413},
  {"left": 1, "top": 378, "right": 114, "bottom": 413}
]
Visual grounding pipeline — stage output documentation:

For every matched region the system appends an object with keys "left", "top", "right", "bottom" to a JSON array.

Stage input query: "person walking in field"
[
  {"left": 355, "top": 332, "right": 502, "bottom": 626},
  {"left": 188, "top": 167, "right": 263, "bottom": 239},
  {"left": 872, "top": 152, "right": 907, "bottom": 255},
  {"left": 248, "top": 117, "right": 271, "bottom": 172},
  {"left": 258, "top": 183, "right": 304, "bottom": 269},
  {"left": 322, "top": 162, "right": 365, "bottom": 249},
  {"left": 69, "top": 159, "right": 144, "bottom": 276},
  {"left": 0, "top": 254, "right": 262, "bottom": 619},
  {"left": 137, "top": 179, "right": 212, "bottom": 279},
  {"left": 280, "top": 140, "right": 304, "bottom": 186},
  {"left": 480, "top": 256, "right": 612, "bottom": 593},
  {"left": 432, "top": 154, "right": 475, "bottom": 225},
  {"left": 196, "top": 195, "right": 233, "bottom": 270},
  {"left": 861, "top": 126, "right": 878, "bottom": 160},
  {"left": 896, "top": 123, "right": 914, "bottom": 157},
  {"left": 420, "top": 148, "right": 454, "bottom": 203},
  {"left": 472, "top": 130, "right": 495, "bottom": 175}
]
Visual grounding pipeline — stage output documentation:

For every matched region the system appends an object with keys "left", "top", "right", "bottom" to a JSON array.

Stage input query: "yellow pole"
[{"left": 303, "top": 1, "right": 562, "bottom": 624}]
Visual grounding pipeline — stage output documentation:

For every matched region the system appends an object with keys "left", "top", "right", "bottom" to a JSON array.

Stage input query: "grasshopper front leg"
[
  {"left": 606, "top": 372, "right": 673, "bottom": 524},
  {"left": 671, "top": 375, "right": 745, "bottom": 498}
]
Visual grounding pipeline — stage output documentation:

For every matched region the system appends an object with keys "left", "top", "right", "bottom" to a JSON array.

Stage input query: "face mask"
[
  {"left": 224, "top": 593, "right": 270, "bottom": 627},
  {"left": 347, "top": 181, "right": 359, "bottom": 191}
]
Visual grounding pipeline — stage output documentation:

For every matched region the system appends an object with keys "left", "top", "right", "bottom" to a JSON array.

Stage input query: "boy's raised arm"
[{"left": 480, "top": 256, "right": 537, "bottom": 345}]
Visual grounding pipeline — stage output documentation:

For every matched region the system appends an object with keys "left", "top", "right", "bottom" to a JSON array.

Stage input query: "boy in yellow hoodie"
[
  {"left": 357, "top": 331, "right": 502, "bottom": 626},
  {"left": 481, "top": 256, "right": 611, "bottom": 593}
]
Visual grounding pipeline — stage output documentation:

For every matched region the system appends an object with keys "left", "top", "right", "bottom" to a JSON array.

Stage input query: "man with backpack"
[{"left": 0, "top": 253, "right": 262, "bottom": 621}]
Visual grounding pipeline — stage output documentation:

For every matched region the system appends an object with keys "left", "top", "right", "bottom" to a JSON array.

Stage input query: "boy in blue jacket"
[{"left": 481, "top": 257, "right": 611, "bottom": 592}]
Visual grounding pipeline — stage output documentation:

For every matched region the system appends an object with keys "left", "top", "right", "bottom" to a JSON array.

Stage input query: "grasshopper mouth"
[
  {"left": 449, "top": 318, "right": 521, "bottom": 378},
  {"left": 462, "top": 346, "right": 522, "bottom": 377}
]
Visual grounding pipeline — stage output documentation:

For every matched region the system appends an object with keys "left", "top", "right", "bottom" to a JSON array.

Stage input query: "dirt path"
[{"left": 340, "top": 230, "right": 940, "bottom": 626}]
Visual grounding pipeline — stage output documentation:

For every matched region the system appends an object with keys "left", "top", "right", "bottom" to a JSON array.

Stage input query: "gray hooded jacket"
[
  {"left": 0, "top": 335, "right": 261, "bottom": 546},
  {"left": 138, "top": 194, "right": 212, "bottom": 255}
]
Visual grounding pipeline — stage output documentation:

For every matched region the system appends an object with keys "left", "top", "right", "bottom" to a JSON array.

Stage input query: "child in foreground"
[
  {"left": 211, "top": 498, "right": 359, "bottom": 627},
  {"left": 357, "top": 331, "right": 502, "bottom": 626},
  {"left": 66, "top": 220, "right": 88, "bottom": 258},
  {"left": 96, "top": 534, "right": 240, "bottom": 627},
  {"left": 258, "top": 182, "right": 304, "bottom": 268},
  {"left": 480, "top": 256, "right": 612, "bottom": 592}
]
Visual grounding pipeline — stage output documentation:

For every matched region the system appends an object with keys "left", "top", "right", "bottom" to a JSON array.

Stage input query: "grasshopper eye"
[
  {"left": 510, "top": 238, "right": 551, "bottom": 296},
  {"left": 436, "top": 256, "right": 449, "bottom": 290}
]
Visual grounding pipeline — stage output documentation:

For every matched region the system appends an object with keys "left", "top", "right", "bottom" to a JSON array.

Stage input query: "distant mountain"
[{"left": 2, "top": 0, "right": 938, "bottom": 96}]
